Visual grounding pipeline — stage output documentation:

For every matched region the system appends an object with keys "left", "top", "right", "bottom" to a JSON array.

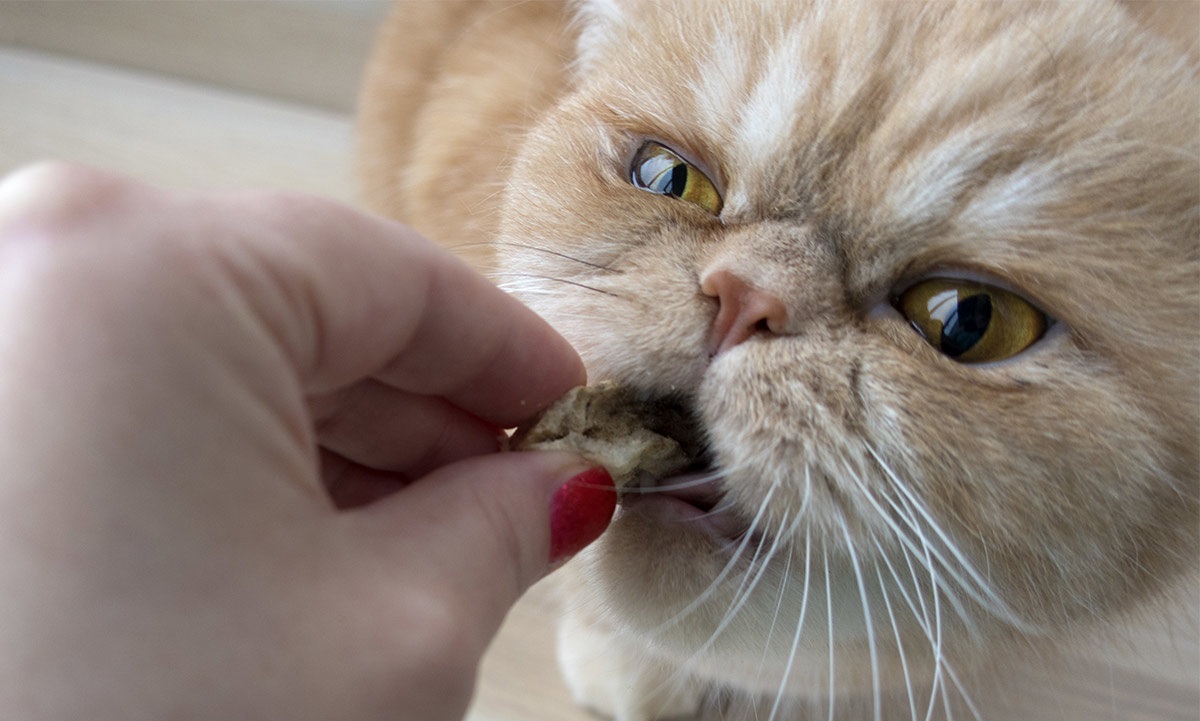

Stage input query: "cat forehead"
[{"left": 579, "top": 0, "right": 1190, "bottom": 233}]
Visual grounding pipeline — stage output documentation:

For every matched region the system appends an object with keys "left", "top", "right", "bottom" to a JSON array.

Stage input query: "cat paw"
[{"left": 557, "top": 608, "right": 706, "bottom": 721}]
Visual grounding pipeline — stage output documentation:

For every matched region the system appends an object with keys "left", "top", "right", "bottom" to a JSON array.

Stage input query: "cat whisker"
[
  {"left": 871, "top": 534, "right": 987, "bottom": 721},
  {"left": 494, "top": 278, "right": 581, "bottom": 295},
  {"left": 838, "top": 514, "right": 882, "bottom": 721},
  {"left": 865, "top": 444, "right": 1037, "bottom": 635},
  {"left": 758, "top": 531, "right": 793, "bottom": 668},
  {"left": 761, "top": 510, "right": 808, "bottom": 645},
  {"left": 748, "top": 472, "right": 812, "bottom": 720},
  {"left": 870, "top": 497, "right": 941, "bottom": 721},
  {"left": 639, "top": 480, "right": 786, "bottom": 713},
  {"left": 493, "top": 283, "right": 561, "bottom": 295},
  {"left": 698, "top": 508, "right": 791, "bottom": 652},
  {"left": 856, "top": 474, "right": 956, "bottom": 721},
  {"left": 899, "top": 496, "right": 959, "bottom": 721},
  {"left": 889, "top": 483, "right": 984, "bottom": 645},
  {"left": 623, "top": 470, "right": 728, "bottom": 495},
  {"left": 758, "top": 467, "right": 816, "bottom": 652},
  {"left": 945, "top": 659, "right": 987, "bottom": 721},
  {"left": 866, "top": 446, "right": 1003, "bottom": 607},
  {"left": 907, "top": 536, "right": 963, "bottom": 721},
  {"left": 486, "top": 239, "right": 617, "bottom": 271},
  {"left": 899, "top": 539, "right": 934, "bottom": 646},
  {"left": 491, "top": 272, "right": 624, "bottom": 298},
  {"left": 874, "top": 552, "right": 919, "bottom": 721},
  {"left": 766, "top": 522, "right": 812, "bottom": 721},
  {"left": 824, "top": 539, "right": 836, "bottom": 721},
  {"left": 433, "top": 240, "right": 498, "bottom": 255},
  {"left": 842, "top": 462, "right": 982, "bottom": 646},
  {"left": 871, "top": 534, "right": 948, "bottom": 721},
  {"left": 927, "top": 543, "right": 952, "bottom": 721},
  {"left": 666, "top": 503, "right": 791, "bottom": 701},
  {"left": 648, "top": 481, "right": 778, "bottom": 635}
]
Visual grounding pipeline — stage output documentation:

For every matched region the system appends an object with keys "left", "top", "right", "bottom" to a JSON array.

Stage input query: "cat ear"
[{"left": 570, "top": 0, "right": 648, "bottom": 75}]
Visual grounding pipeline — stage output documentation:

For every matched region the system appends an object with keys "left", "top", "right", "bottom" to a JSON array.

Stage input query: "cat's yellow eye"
[
  {"left": 630, "top": 142, "right": 723, "bottom": 215},
  {"left": 894, "top": 279, "right": 1048, "bottom": 363}
]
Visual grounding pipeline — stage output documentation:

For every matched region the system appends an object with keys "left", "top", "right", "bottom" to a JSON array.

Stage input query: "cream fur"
[{"left": 357, "top": 1, "right": 1199, "bottom": 718}]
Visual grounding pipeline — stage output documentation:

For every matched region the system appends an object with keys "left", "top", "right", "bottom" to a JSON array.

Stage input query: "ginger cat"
[{"left": 357, "top": 2, "right": 1199, "bottom": 719}]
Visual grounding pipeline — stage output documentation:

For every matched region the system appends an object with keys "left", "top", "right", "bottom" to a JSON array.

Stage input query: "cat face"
[{"left": 496, "top": 0, "right": 1198, "bottom": 697}]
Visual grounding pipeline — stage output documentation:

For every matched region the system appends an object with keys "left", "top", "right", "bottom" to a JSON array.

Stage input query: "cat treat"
[{"left": 511, "top": 382, "right": 702, "bottom": 488}]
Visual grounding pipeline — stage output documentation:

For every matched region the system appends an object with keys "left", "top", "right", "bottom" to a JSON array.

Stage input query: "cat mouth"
[
  {"left": 618, "top": 471, "right": 749, "bottom": 542},
  {"left": 614, "top": 394, "right": 749, "bottom": 542}
]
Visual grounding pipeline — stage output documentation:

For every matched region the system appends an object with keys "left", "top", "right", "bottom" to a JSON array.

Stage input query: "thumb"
[{"left": 350, "top": 450, "right": 615, "bottom": 645}]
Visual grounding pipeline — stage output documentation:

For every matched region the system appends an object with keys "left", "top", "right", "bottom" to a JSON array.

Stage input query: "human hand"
[{"left": 0, "top": 164, "right": 611, "bottom": 721}]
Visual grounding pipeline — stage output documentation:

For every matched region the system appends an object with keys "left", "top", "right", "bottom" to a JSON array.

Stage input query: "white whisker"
[
  {"left": 623, "top": 471, "right": 728, "bottom": 495},
  {"left": 650, "top": 481, "right": 780, "bottom": 634},
  {"left": 767, "top": 522, "right": 812, "bottom": 721},
  {"left": 875, "top": 530, "right": 984, "bottom": 721},
  {"left": 874, "top": 551, "right": 918, "bottom": 721},
  {"left": 922, "top": 506, "right": 946, "bottom": 721},
  {"left": 643, "top": 483, "right": 789, "bottom": 714},
  {"left": 839, "top": 516, "right": 881, "bottom": 721},
  {"left": 758, "top": 527, "right": 794, "bottom": 677},
  {"left": 885, "top": 477, "right": 983, "bottom": 644},
  {"left": 844, "top": 462, "right": 979, "bottom": 644},
  {"left": 824, "top": 540, "right": 836, "bottom": 721},
  {"left": 939, "top": 653, "right": 987, "bottom": 721},
  {"left": 671, "top": 509, "right": 792, "bottom": 700},
  {"left": 798, "top": 463, "right": 814, "bottom": 519},
  {"left": 695, "top": 511, "right": 787, "bottom": 655},
  {"left": 900, "top": 533, "right": 933, "bottom": 636},
  {"left": 867, "top": 534, "right": 945, "bottom": 721},
  {"left": 487, "top": 240, "right": 616, "bottom": 271},
  {"left": 492, "top": 272, "right": 623, "bottom": 298},
  {"left": 866, "top": 445, "right": 1037, "bottom": 634}
]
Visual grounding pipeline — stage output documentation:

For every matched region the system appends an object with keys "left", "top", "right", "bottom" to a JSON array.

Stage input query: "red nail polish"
[{"left": 549, "top": 467, "right": 616, "bottom": 564}]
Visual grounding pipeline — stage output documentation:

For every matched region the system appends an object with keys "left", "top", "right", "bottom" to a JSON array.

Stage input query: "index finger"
[{"left": 228, "top": 192, "right": 585, "bottom": 427}]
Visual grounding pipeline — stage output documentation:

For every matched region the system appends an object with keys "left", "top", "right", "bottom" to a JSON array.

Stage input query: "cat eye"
[
  {"left": 894, "top": 279, "right": 1048, "bottom": 363},
  {"left": 630, "top": 142, "right": 723, "bottom": 215}
]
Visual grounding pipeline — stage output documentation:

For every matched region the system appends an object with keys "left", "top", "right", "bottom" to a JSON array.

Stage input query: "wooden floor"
[{"left": 1, "top": 3, "right": 1196, "bottom": 720}]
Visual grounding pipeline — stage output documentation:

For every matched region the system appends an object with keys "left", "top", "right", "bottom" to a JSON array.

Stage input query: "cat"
[{"left": 356, "top": 1, "right": 1199, "bottom": 719}]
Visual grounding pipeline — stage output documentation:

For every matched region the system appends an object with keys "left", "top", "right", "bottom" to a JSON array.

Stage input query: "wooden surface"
[{"left": 0, "top": 3, "right": 1196, "bottom": 720}]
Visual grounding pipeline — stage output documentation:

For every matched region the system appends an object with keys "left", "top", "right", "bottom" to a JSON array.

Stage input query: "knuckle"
[{"left": 0, "top": 162, "right": 136, "bottom": 244}]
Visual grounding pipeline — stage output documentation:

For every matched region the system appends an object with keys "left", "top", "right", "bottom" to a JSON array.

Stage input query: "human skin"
[{"left": 0, "top": 163, "right": 610, "bottom": 721}]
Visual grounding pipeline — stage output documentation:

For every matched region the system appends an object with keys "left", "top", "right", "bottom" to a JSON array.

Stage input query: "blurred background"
[
  {"left": 0, "top": 2, "right": 1196, "bottom": 720},
  {"left": 0, "top": 0, "right": 386, "bottom": 198}
]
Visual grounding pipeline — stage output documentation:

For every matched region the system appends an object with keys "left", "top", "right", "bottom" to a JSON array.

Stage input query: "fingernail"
[{"left": 549, "top": 467, "right": 616, "bottom": 565}]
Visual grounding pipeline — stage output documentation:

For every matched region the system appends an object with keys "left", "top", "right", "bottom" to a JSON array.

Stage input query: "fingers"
[
  {"left": 311, "top": 380, "right": 503, "bottom": 479},
  {"left": 320, "top": 449, "right": 409, "bottom": 508},
  {"left": 234, "top": 194, "right": 586, "bottom": 479},
  {"left": 349, "top": 452, "right": 616, "bottom": 655},
  {"left": 228, "top": 192, "right": 586, "bottom": 428},
  {"left": 2, "top": 164, "right": 585, "bottom": 430}
]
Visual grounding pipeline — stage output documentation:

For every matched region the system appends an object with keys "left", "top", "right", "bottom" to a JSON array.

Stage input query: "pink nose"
[{"left": 700, "top": 270, "right": 789, "bottom": 356}]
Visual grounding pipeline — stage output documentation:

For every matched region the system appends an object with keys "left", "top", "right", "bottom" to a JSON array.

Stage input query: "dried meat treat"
[{"left": 510, "top": 382, "right": 704, "bottom": 489}]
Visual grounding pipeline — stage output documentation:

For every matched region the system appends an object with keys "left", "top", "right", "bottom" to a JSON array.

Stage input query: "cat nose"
[{"left": 700, "top": 270, "right": 790, "bottom": 356}]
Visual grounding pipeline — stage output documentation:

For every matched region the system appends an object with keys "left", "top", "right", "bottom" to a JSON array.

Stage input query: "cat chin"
[{"left": 569, "top": 521, "right": 972, "bottom": 699}]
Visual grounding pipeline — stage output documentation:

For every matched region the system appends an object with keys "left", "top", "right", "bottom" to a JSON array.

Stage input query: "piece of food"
[{"left": 510, "top": 382, "right": 704, "bottom": 488}]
